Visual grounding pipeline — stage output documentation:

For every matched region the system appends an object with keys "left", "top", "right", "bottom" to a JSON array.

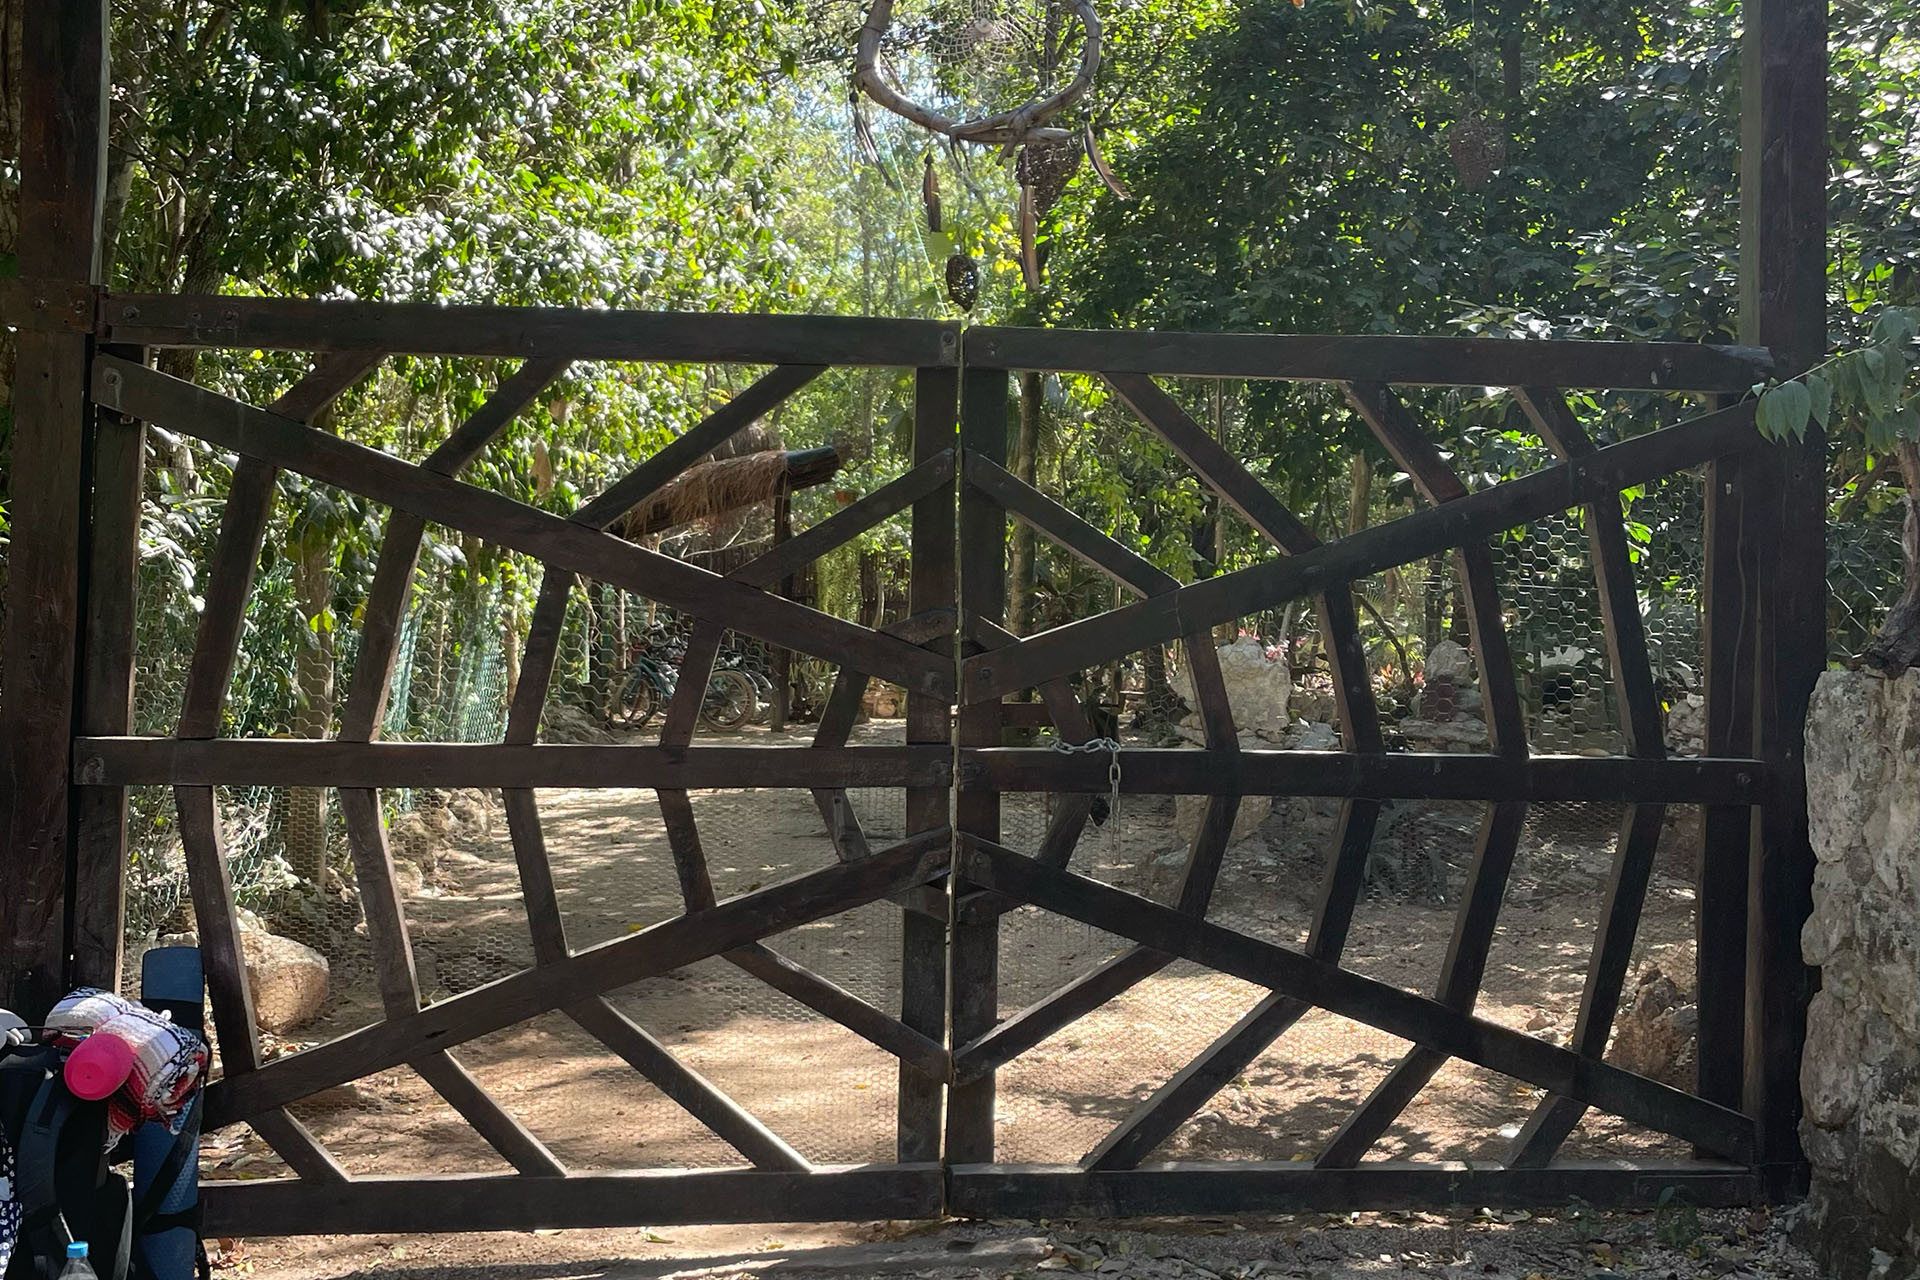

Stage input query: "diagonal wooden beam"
[
  {"left": 962, "top": 399, "right": 1761, "bottom": 702},
  {"left": 204, "top": 826, "right": 951, "bottom": 1128},
  {"left": 963, "top": 453, "right": 1177, "bottom": 597},
  {"left": 99, "top": 355, "right": 950, "bottom": 698},
  {"left": 958, "top": 838, "right": 1754, "bottom": 1162},
  {"left": 731, "top": 451, "right": 956, "bottom": 591},
  {"left": 1322, "top": 382, "right": 1529, "bottom": 1165},
  {"left": 572, "top": 364, "right": 825, "bottom": 529},
  {"left": 1506, "top": 387, "right": 1672, "bottom": 1165},
  {"left": 167, "top": 352, "right": 381, "bottom": 1178}
]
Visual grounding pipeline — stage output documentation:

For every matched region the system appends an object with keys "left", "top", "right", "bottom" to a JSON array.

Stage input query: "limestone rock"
[
  {"left": 1798, "top": 670, "right": 1920, "bottom": 1280},
  {"left": 1173, "top": 636, "right": 1291, "bottom": 739},
  {"left": 1608, "top": 965, "right": 1696, "bottom": 1090},
  {"left": 1423, "top": 639, "right": 1475, "bottom": 685},
  {"left": 540, "top": 702, "right": 617, "bottom": 745},
  {"left": 1665, "top": 693, "right": 1706, "bottom": 755},
  {"left": 388, "top": 811, "right": 437, "bottom": 874},
  {"left": 242, "top": 929, "right": 331, "bottom": 1034}
]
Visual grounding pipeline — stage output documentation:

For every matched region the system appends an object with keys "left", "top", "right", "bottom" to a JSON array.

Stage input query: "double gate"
[{"left": 35, "top": 297, "right": 1820, "bottom": 1233}]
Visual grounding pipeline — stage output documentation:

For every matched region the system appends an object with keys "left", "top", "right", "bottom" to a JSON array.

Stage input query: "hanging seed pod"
[
  {"left": 922, "top": 154, "right": 943, "bottom": 232},
  {"left": 1447, "top": 115, "right": 1505, "bottom": 191},
  {"left": 945, "top": 253, "right": 979, "bottom": 310}
]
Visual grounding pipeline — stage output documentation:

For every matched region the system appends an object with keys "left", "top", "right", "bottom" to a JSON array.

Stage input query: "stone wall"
[{"left": 1800, "top": 669, "right": 1920, "bottom": 1280}]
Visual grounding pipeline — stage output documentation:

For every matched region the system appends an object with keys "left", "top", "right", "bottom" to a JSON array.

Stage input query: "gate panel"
[
  {"left": 74, "top": 307, "right": 961, "bottom": 1232},
  {"left": 945, "top": 327, "right": 1778, "bottom": 1213}
]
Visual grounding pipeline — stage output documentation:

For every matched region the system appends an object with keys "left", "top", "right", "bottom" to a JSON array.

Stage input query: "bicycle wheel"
[
  {"left": 746, "top": 670, "right": 775, "bottom": 723},
  {"left": 700, "top": 667, "right": 757, "bottom": 731},
  {"left": 616, "top": 669, "right": 662, "bottom": 729}
]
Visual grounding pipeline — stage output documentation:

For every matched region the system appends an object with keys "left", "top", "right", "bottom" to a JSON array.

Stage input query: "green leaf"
[
  {"left": 1757, "top": 381, "right": 1809, "bottom": 441},
  {"left": 1806, "top": 373, "right": 1832, "bottom": 430}
]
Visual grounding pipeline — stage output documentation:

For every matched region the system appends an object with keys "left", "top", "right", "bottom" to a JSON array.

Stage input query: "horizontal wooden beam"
[
  {"left": 203, "top": 1165, "right": 946, "bottom": 1236},
  {"left": 205, "top": 829, "right": 951, "bottom": 1128},
  {"left": 960, "top": 839, "right": 1756, "bottom": 1161},
  {"left": 960, "top": 749, "right": 1765, "bottom": 805},
  {"left": 99, "top": 293, "right": 961, "bottom": 367},
  {"left": 962, "top": 400, "right": 1761, "bottom": 701},
  {"left": 947, "top": 1162, "right": 1759, "bottom": 1218},
  {"left": 97, "top": 355, "right": 951, "bottom": 698},
  {"left": 75, "top": 738, "right": 951, "bottom": 790},
  {"left": 966, "top": 328, "right": 1772, "bottom": 390}
]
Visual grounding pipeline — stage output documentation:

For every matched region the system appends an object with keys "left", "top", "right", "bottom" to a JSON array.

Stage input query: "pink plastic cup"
[{"left": 65, "top": 1030, "right": 135, "bottom": 1100}]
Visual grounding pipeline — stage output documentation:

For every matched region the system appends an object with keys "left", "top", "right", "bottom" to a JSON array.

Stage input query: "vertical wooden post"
[
  {"left": 1738, "top": 0, "right": 1827, "bottom": 1197},
  {"left": 0, "top": 0, "right": 109, "bottom": 1017},
  {"left": 898, "top": 367, "right": 957, "bottom": 1163},
  {"left": 1696, "top": 448, "right": 1755, "bottom": 1114},
  {"left": 71, "top": 346, "right": 146, "bottom": 990},
  {"left": 947, "top": 367, "right": 1007, "bottom": 1164}
]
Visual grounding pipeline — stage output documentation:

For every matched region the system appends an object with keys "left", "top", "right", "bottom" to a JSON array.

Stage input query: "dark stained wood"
[
  {"left": 70, "top": 379, "right": 145, "bottom": 990},
  {"left": 425, "top": 357, "right": 572, "bottom": 474},
  {"left": 959, "top": 838, "right": 1755, "bottom": 1160},
  {"left": 573, "top": 365, "right": 825, "bottom": 529},
  {"left": 205, "top": 828, "right": 951, "bottom": 1127},
  {"left": 202, "top": 1166, "right": 948, "bottom": 1236},
  {"left": 104, "top": 292, "right": 962, "bottom": 367},
  {"left": 566, "top": 997, "right": 810, "bottom": 1172},
  {"left": 1319, "top": 801, "right": 1528, "bottom": 1167},
  {"left": 963, "top": 399, "right": 1763, "bottom": 702},
  {"left": 1517, "top": 387, "right": 1666, "bottom": 756},
  {"left": 1, "top": 0, "right": 106, "bottom": 1010},
  {"left": 947, "top": 1162, "right": 1760, "bottom": 1219},
  {"left": 656, "top": 788, "right": 721, "bottom": 910},
  {"left": 175, "top": 787, "right": 347, "bottom": 1181},
  {"left": 951, "top": 748, "right": 1763, "bottom": 804},
  {"left": 954, "top": 947, "right": 1173, "bottom": 1085},
  {"left": 735, "top": 452, "right": 956, "bottom": 591},
  {"left": 901, "top": 365, "right": 960, "bottom": 1163},
  {"left": 1509, "top": 802, "right": 1667, "bottom": 1167},
  {"left": 725, "top": 944, "right": 948, "bottom": 1080},
  {"left": 966, "top": 327, "right": 1772, "bottom": 391},
  {"left": 174, "top": 353, "right": 386, "bottom": 740},
  {"left": 407, "top": 1053, "right": 568, "bottom": 1177},
  {"left": 501, "top": 788, "right": 574, "bottom": 964},
  {"left": 101, "top": 356, "right": 951, "bottom": 698},
  {"left": 1697, "top": 451, "right": 1754, "bottom": 1115},
  {"left": 1739, "top": 0, "right": 1826, "bottom": 1191},
  {"left": 964, "top": 454, "right": 1177, "bottom": 596},
  {"left": 77, "top": 738, "right": 952, "bottom": 790},
  {"left": 1105, "top": 372, "right": 1317, "bottom": 554},
  {"left": 968, "top": 619, "right": 1097, "bottom": 871},
  {"left": 949, "top": 366, "right": 1008, "bottom": 1164}
]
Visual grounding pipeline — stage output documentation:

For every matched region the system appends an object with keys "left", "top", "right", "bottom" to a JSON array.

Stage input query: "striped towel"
[{"left": 48, "top": 989, "right": 208, "bottom": 1141}]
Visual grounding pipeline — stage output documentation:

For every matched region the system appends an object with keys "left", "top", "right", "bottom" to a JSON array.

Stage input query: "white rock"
[
  {"left": 1173, "top": 636, "right": 1291, "bottom": 737},
  {"left": 242, "top": 930, "right": 330, "bottom": 1034},
  {"left": 1423, "top": 639, "right": 1475, "bottom": 685}
]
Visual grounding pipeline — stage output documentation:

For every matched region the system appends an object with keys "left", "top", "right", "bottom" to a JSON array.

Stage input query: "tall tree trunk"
[
  {"left": 286, "top": 521, "right": 336, "bottom": 889},
  {"left": 1863, "top": 440, "right": 1920, "bottom": 673},
  {"left": 1347, "top": 454, "right": 1372, "bottom": 536},
  {"left": 1007, "top": 371, "right": 1042, "bottom": 636}
]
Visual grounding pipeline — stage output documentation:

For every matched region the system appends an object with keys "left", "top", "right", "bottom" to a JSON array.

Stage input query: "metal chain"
[{"left": 1050, "top": 736, "right": 1121, "bottom": 862}]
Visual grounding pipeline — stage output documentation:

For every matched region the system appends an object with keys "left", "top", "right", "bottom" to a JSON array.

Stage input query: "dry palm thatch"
[{"left": 611, "top": 446, "right": 842, "bottom": 540}]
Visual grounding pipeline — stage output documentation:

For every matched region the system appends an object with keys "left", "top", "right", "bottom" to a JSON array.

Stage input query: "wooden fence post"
[
  {"left": 947, "top": 367, "right": 1008, "bottom": 1164},
  {"left": 1737, "top": 0, "right": 1827, "bottom": 1197},
  {"left": 1, "top": 0, "right": 109, "bottom": 1017},
  {"left": 898, "top": 366, "right": 958, "bottom": 1163}
]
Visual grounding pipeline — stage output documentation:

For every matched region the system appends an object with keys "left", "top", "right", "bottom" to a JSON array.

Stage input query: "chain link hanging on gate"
[{"left": 1050, "top": 734, "right": 1122, "bottom": 866}]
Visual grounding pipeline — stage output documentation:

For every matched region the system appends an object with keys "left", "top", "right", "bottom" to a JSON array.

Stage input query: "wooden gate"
[{"left": 27, "top": 301, "right": 1815, "bottom": 1233}]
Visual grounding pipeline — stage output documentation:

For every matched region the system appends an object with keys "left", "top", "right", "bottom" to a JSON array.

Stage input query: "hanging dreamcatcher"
[{"left": 852, "top": 0, "right": 1130, "bottom": 301}]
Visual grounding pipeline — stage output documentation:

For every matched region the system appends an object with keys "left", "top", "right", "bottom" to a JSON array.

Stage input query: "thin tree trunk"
[
  {"left": 1007, "top": 371, "right": 1042, "bottom": 636},
  {"left": 286, "top": 401, "right": 339, "bottom": 887},
  {"left": 1863, "top": 440, "right": 1920, "bottom": 673},
  {"left": 1347, "top": 454, "right": 1372, "bottom": 537}
]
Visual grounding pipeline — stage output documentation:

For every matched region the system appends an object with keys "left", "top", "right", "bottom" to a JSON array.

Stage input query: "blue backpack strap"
[{"left": 15, "top": 1070, "right": 76, "bottom": 1264}]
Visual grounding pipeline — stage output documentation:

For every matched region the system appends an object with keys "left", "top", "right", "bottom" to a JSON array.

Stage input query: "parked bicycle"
[{"left": 609, "top": 625, "right": 761, "bottom": 732}]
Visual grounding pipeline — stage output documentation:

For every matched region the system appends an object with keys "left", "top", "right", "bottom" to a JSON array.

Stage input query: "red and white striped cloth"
[{"left": 47, "top": 989, "right": 207, "bottom": 1141}]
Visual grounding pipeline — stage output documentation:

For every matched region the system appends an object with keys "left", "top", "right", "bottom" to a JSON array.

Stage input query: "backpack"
[{"left": 0, "top": 1045, "right": 131, "bottom": 1280}]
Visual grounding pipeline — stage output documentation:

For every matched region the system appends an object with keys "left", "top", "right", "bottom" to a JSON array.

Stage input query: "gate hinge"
[{"left": 0, "top": 278, "right": 101, "bottom": 333}]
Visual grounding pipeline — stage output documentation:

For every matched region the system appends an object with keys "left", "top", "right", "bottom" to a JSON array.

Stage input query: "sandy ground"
[{"left": 220, "top": 1206, "right": 1816, "bottom": 1278}]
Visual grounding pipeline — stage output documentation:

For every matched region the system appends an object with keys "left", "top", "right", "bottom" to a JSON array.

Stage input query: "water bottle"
[{"left": 58, "top": 1240, "right": 99, "bottom": 1279}]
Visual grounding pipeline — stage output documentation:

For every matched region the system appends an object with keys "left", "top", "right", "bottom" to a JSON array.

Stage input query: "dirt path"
[{"left": 226, "top": 1206, "right": 1815, "bottom": 1278}]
